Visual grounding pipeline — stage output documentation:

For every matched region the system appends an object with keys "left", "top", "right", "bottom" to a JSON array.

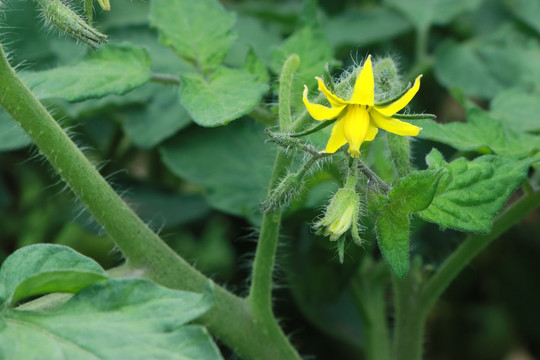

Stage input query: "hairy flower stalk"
[
  {"left": 37, "top": 0, "right": 108, "bottom": 49},
  {"left": 303, "top": 55, "right": 423, "bottom": 157}
]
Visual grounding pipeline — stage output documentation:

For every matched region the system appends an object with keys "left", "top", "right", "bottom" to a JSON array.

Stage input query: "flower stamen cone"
[{"left": 302, "top": 55, "right": 423, "bottom": 157}]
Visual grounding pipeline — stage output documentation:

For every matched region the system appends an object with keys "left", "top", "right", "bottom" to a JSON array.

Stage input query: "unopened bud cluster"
[
  {"left": 37, "top": 0, "right": 108, "bottom": 49},
  {"left": 261, "top": 173, "right": 303, "bottom": 214}
]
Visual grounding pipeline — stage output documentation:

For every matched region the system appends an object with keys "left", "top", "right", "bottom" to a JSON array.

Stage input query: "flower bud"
[
  {"left": 261, "top": 173, "right": 303, "bottom": 214},
  {"left": 37, "top": 0, "right": 108, "bottom": 50},
  {"left": 315, "top": 186, "right": 361, "bottom": 242}
]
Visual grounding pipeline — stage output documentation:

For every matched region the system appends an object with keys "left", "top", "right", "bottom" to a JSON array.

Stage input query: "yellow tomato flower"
[{"left": 303, "top": 55, "right": 422, "bottom": 157}]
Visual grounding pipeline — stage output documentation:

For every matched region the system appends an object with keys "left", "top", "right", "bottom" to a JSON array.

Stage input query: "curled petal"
[
  {"left": 371, "top": 110, "right": 421, "bottom": 136},
  {"left": 374, "top": 75, "right": 422, "bottom": 116},
  {"left": 350, "top": 55, "right": 374, "bottom": 106},
  {"left": 343, "top": 105, "right": 370, "bottom": 157},
  {"left": 325, "top": 118, "right": 348, "bottom": 154},
  {"left": 303, "top": 85, "right": 345, "bottom": 121},
  {"left": 316, "top": 77, "right": 346, "bottom": 108},
  {"left": 365, "top": 122, "right": 379, "bottom": 141}
]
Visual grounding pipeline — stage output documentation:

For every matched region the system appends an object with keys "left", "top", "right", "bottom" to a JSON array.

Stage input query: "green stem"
[
  {"left": 386, "top": 132, "right": 411, "bottom": 177},
  {"left": 83, "top": 0, "right": 93, "bottom": 25},
  {"left": 358, "top": 160, "right": 391, "bottom": 194},
  {"left": 0, "top": 44, "right": 299, "bottom": 360},
  {"left": 392, "top": 189, "right": 540, "bottom": 360},
  {"left": 150, "top": 72, "right": 181, "bottom": 85},
  {"left": 391, "top": 259, "right": 425, "bottom": 360},
  {"left": 249, "top": 55, "right": 300, "bottom": 311},
  {"left": 350, "top": 260, "right": 391, "bottom": 360},
  {"left": 249, "top": 151, "right": 293, "bottom": 313},
  {"left": 247, "top": 54, "right": 303, "bottom": 360}
]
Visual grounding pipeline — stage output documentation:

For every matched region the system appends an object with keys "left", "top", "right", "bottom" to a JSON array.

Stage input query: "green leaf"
[
  {"left": 0, "top": 110, "right": 31, "bottom": 152},
  {"left": 270, "top": 26, "right": 335, "bottom": 109},
  {"left": 179, "top": 67, "right": 268, "bottom": 127},
  {"left": 243, "top": 49, "right": 270, "bottom": 85},
  {"left": 122, "top": 84, "right": 191, "bottom": 149},
  {"left": 384, "top": 0, "right": 482, "bottom": 29},
  {"left": 506, "top": 0, "right": 540, "bottom": 36},
  {"left": 0, "top": 244, "right": 108, "bottom": 305},
  {"left": 434, "top": 40, "right": 506, "bottom": 99},
  {"left": 388, "top": 169, "right": 443, "bottom": 214},
  {"left": 150, "top": 0, "right": 236, "bottom": 72},
  {"left": 324, "top": 7, "right": 412, "bottom": 48},
  {"left": 0, "top": 279, "right": 223, "bottom": 360},
  {"left": 376, "top": 209, "right": 409, "bottom": 278},
  {"left": 234, "top": 15, "right": 281, "bottom": 67},
  {"left": 419, "top": 150, "right": 533, "bottom": 233},
  {"left": 160, "top": 120, "right": 275, "bottom": 224},
  {"left": 375, "top": 169, "right": 441, "bottom": 278},
  {"left": 416, "top": 107, "right": 540, "bottom": 159},
  {"left": 20, "top": 44, "right": 152, "bottom": 102},
  {"left": 490, "top": 88, "right": 540, "bottom": 133},
  {"left": 434, "top": 26, "right": 540, "bottom": 99}
]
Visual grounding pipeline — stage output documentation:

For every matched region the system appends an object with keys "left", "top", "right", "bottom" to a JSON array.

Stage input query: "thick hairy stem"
[
  {"left": 246, "top": 54, "right": 302, "bottom": 360},
  {"left": 0, "top": 44, "right": 299, "bottom": 360}
]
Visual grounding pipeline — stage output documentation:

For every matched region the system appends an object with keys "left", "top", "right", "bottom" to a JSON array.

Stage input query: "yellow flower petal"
[
  {"left": 316, "top": 77, "right": 346, "bottom": 108},
  {"left": 343, "top": 105, "right": 370, "bottom": 157},
  {"left": 365, "top": 122, "right": 379, "bottom": 141},
  {"left": 350, "top": 55, "right": 374, "bottom": 106},
  {"left": 374, "top": 75, "right": 422, "bottom": 116},
  {"left": 371, "top": 110, "right": 421, "bottom": 136},
  {"left": 325, "top": 118, "right": 348, "bottom": 154},
  {"left": 303, "top": 85, "right": 345, "bottom": 121}
]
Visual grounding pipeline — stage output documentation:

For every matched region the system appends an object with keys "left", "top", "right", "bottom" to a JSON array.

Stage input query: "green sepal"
[
  {"left": 36, "top": 0, "right": 107, "bottom": 49},
  {"left": 322, "top": 62, "right": 335, "bottom": 92},
  {"left": 391, "top": 113, "right": 437, "bottom": 120},
  {"left": 290, "top": 119, "right": 337, "bottom": 138}
]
